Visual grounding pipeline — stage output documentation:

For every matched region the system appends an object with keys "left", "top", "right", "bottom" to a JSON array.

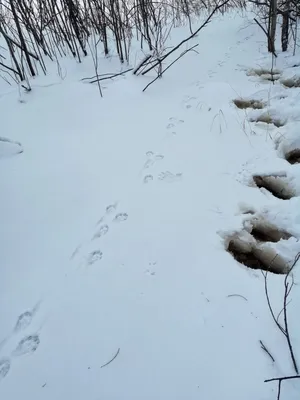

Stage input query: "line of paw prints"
[
  {"left": 166, "top": 117, "right": 185, "bottom": 135},
  {"left": 181, "top": 96, "right": 201, "bottom": 110},
  {"left": 146, "top": 261, "right": 158, "bottom": 275},
  {"left": 72, "top": 203, "right": 129, "bottom": 267},
  {"left": 143, "top": 171, "right": 183, "bottom": 184},
  {"left": 143, "top": 151, "right": 165, "bottom": 169},
  {"left": 0, "top": 307, "right": 41, "bottom": 383}
]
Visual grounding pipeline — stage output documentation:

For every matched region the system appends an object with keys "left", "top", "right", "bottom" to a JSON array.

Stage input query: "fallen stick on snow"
[
  {"left": 100, "top": 348, "right": 120, "bottom": 368},
  {"left": 143, "top": 44, "right": 199, "bottom": 92}
]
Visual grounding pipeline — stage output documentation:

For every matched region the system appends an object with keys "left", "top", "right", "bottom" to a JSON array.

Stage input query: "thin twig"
[
  {"left": 277, "top": 380, "right": 282, "bottom": 400},
  {"left": 283, "top": 253, "right": 300, "bottom": 374},
  {"left": 143, "top": 44, "right": 198, "bottom": 92},
  {"left": 89, "top": 69, "right": 133, "bottom": 84},
  {"left": 142, "top": 0, "right": 231, "bottom": 76},
  {"left": 265, "top": 375, "right": 300, "bottom": 400},
  {"left": 100, "top": 348, "right": 120, "bottom": 369},
  {"left": 276, "top": 300, "right": 292, "bottom": 323},
  {"left": 261, "top": 270, "right": 286, "bottom": 335},
  {"left": 133, "top": 54, "right": 153, "bottom": 75},
  {"left": 260, "top": 340, "right": 275, "bottom": 362},
  {"left": 265, "top": 375, "right": 300, "bottom": 383},
  {"left": 227, "top": 294, "right": 248, "bottom": 301}
]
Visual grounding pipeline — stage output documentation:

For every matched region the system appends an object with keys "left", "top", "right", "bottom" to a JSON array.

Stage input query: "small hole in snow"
[
  {"left": 249, "top": 219, "right": 292, "bottom": 243},
  {"left": 285, "top": 148, "right": 300, "bottom": 165},
  {"left": 233, "top": 98, "right": 265, "bottom": 110},
  {"left": 247, "top": 68, "right": 281, "bottom": 77},
  {"left": 253, "top": 175, "right": 295, "bottom": 200},
  {"left": 249, "top": 114, "right": 285, "bottom": 128},
  {"left": 227, "top": 237, "right": 288, "bottom": 274},
  {"left": 280, "top": 77, "right": 300, "bottom": 88}
]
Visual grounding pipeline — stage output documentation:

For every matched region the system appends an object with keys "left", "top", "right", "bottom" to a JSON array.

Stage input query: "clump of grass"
[
  {"left": 262, "top": 73, "right": 281, "bottom": 82},
  {"left": 233, "top": 98, "right": 265, "bottom": 110},
  {"left": 249, "top": 113, "right": 285, "bottom": 127},
  {"left": 227, "top": 234, "right": 288, "bottom": 274},
  {"left": 247, "top": 68, "right": 281, "bottom": 77},
  {"left": 280, "top": 76, "right": 300, "bottom": 88},
  {"left": 253, "top": 175, "right": 295, "bottom": 200},
  {"left": 285, "top": 148, "right": 300, "bottom": 164},
  {"left": 248, "top": 218, "right": 292, "bottom": 242}
]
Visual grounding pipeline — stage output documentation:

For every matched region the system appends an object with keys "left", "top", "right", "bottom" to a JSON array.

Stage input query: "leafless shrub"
[
  {"left": 250, "top": 0, "right": 300, "bottom": 54},
  {"left": 262, "top": 252, "right": 300, "bottom": 375},
  {"left": 0, "top": 0, "right": 246, "bottom": 86}
]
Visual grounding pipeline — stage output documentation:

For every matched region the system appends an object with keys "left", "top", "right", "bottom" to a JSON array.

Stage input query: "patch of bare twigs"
[
  {"left": 264, "top": 375, "right": 300, "bottom": 400},
  {"left": 262, "top": 252, "right": 299, "bottom": 374},
  {"left": 250, "top": 0, "right": 300, "bottom": 54},
  {"left": 262, "top": 252, "right": 300, "bottom": 400},
  {"left": 0, "top": 0, "right": 246, "bottom": 88}
]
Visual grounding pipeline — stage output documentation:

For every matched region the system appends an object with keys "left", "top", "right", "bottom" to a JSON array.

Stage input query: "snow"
[
  {"left": 1, "top": 9, "right": 300, "bottom": 400},
  {"left": 0, "top": 137, "right": 23, "bottom": 158}
]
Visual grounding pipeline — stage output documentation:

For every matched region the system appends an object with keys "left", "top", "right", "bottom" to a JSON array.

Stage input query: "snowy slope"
[{"left": 1, "top": 10, "right": 300, "bottom": 400}]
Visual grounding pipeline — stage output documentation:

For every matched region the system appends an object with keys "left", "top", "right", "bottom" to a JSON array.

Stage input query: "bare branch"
[{"left": 100, "top": 348, "right": 120, "bottom": 368}]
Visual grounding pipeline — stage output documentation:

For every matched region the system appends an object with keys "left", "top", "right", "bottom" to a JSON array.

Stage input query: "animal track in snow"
[
  {"left": 0, "top": 359, "right": 10, "bottom": 382},
  {"left": 114, "top": 213, "right": 128, "bottom": 222},
  {"left": 145, "top": 269, "right": 156, "bottom": 276},
  {"left": 217, "top": 60, "right": 226, "bottom": 67},
  {"left": 14, "top": 312, "right": 33, "bottom": 332},
  {"left": 208, "top": 69, "right": 217, "bottom": 78},
  {"left": 158, "top": 171, "right": 183, "bottom": 183},
  {"left": 143, "top": 152, "right": 164, "bottom": 169},
  {"left": 13, "top": 335, "right": 40, "bottom": 356},
  {"left": 70, "top": 245, "right": 81, "bottom": 259},
  {"left": 166, "top": 117, "right": 184, "bottom": 135},
  {"left": 93, "top": 224, "right": 109, "bottom": 239},
  {"left": 87, "top": 250, "right": 103, "bottom": 265},
  {"left": 106, "top": 203, "right": 117, "bottom": 214},
  {"left": 182, "top": 95, "right": 198, "bottom": 109},
  {"left": 75, "top": 202, "right": 129, "bottom": 267},
  {"left": 0, "top": 136, "right": 23, "bottom": 159},
  {"left": 166, "top": 117, "right": 184, "bottom": 128},
  {"left": 143, "top": 175, "right": 154, "bottom": 184},
  {"left": 95, "top": 202, "right": 119, "bottom": 227}
]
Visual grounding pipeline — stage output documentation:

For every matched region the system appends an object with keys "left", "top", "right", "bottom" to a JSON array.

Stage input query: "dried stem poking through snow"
[
  {"left": 227, "top": 294, "right": 248, "bottom": 301},
  {"left": 262, "top": 252, "right": 300, "bottom": 375},
  {"left": 260, "top": 340, "right": 276, "bottom": 363},
  {"left": 100, "top": 348, "right": 120, "bottom": 369}
]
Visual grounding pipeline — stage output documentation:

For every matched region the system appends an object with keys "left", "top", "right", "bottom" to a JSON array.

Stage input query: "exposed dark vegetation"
[
  {"left": 253, "top": 174, "right": 296, "bottom": 199},
  {"left": 249, "top": 218, "right": 292, "bottom": 242},
  {"left": 227, "top": 234, "right": 289, "bottom": 274},
  {"left": 281, "top": 76, "right": 300, "bottom": 87},
  {"left": 249, "top": 113, "right": 285, "bottom": 127},
  {"left": 250, "top": 0, "right": 300, "bottom": 55},
  {"left": 285, "top": 148, "right": 300, "bottom": 164},
  {"left": 233, "top": 98, "right": 266, "bottom": 109},
  {"left": 0, "top": 0, "right": 245, "bottom": 88}
]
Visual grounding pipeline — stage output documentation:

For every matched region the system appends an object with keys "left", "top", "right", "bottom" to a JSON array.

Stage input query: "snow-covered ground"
[{"left": 1, "top": 9, "right": 300, "bottom": 400}]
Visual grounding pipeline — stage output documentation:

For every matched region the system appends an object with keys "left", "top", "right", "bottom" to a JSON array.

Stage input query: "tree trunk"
[
  {"left": 9, "top": 0, "right": 36, "bottom": 77},
  {"left": 281, "top": 1, "right": 290, "bottom": 51},
  {"left": 268, "top": 0, "right": 277, "bottom": 53}
]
